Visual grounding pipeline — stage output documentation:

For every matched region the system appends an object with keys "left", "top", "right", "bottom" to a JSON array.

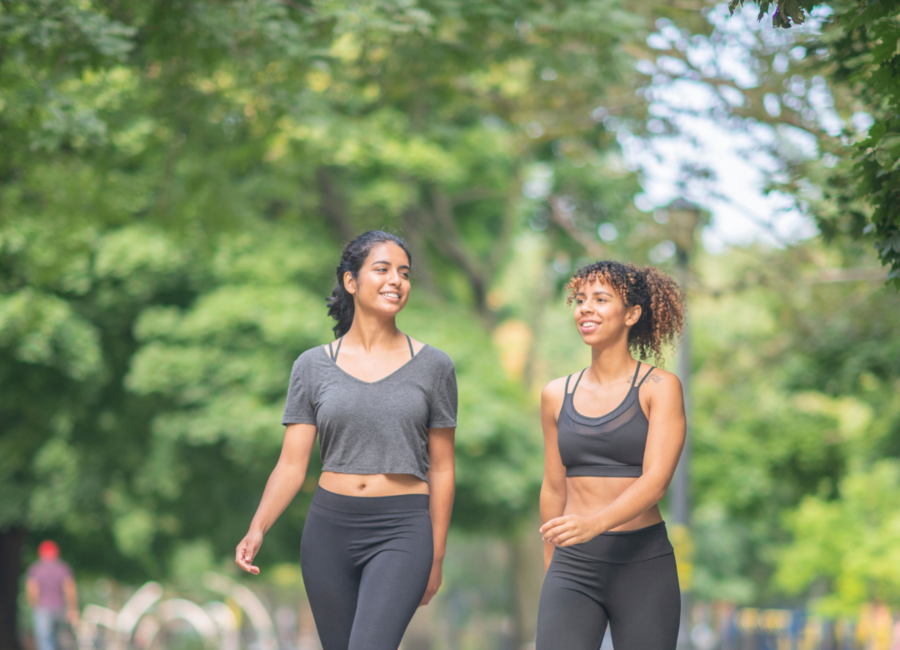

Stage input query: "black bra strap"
[
  {"left": 629, "top": 362, "right": 642, "bottom": 387},
  {"left": 329, "top": 337, "right": 343, "bottom": 362},
  {"left": 637, "top": 365, "right": 656, "bottom": 387},
  {"left": 571, "top": 369, "right": 587, "bottom": 394},
  {"left": 331, "top": 336, "right": 413, "bottom": 362}
]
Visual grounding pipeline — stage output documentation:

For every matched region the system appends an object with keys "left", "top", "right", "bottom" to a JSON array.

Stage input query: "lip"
[
  {"left": 380, "top": 292, "right": 402, "bottom": 302},
  {"left": 579, "top": 320, "right": 600, "bottom": 333}
]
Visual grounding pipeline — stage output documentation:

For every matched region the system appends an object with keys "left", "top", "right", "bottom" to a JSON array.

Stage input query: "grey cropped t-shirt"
[{"left": 282, "top": 344, "right": 457, "bottom": 482}]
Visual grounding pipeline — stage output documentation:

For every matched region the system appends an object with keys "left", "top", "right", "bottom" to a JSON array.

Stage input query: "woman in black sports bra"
[{"left": 535, "top": 260, "right": 686, "bottom": 650}]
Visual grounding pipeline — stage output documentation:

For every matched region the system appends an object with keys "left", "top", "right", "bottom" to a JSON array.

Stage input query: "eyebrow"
[
  {"left": 372, "top": 260, "right": 411, "bottom": 270},
  {"left": 575, "top": 290, "right": 613, "bottom": 297}
]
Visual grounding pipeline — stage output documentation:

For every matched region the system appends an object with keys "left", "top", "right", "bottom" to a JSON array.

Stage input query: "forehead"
[
  {"left": 365, "top": 242, "right": 410, "bottom": 265},
  {"left": 574, "top": 276, "right": 620, "bottom": 297}
]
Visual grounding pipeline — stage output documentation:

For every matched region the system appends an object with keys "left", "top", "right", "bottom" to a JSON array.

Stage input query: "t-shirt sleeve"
[
  {"left": 428, "top": 356, "right": 458, "bottom": 428},
  {"left": 282, "top": 357, "right": 317, "bottom": 425}
]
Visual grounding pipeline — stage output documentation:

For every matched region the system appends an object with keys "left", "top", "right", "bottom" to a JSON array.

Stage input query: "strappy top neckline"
[
  {"left": 325, "top": 334, "right": 422, "bottom": 386},
  {"left": 564, "top": 362, "right": 654, "bottom": 424},
  {"left": 328, "top": 334, "right": 415, "bottom": 363}
]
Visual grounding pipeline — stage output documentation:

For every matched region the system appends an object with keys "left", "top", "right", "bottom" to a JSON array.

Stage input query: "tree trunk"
[
  {"left": 0, "top": 527, "right": 26, "bottom": 650},
  {"left": 316, "top": 167, "right": 356, "bottom": 243},
  {"left": 509, "top": 524, "right": 545, "bottom": 649}
]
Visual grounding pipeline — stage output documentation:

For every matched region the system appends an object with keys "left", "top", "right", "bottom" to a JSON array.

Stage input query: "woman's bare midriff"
[
  {"left": 565, "top": 476, "right": 663, "bottom": 532},
  {"left": 319, "top": 471, "right": 429, "bottom": 497}
]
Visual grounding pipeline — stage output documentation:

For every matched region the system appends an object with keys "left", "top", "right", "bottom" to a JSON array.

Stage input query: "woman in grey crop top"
[
  {"left": 535, "top": 261, "right": 687, "bottom": 650},
  {"left": 235, "top": 231, "right": 457, "bottom": 650}
]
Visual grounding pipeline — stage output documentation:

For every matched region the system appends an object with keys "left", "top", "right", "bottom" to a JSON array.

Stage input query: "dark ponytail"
[
  {"left": 565, "top": 261, "right": 685, "bottom": 364},
  {"left": 326, "top": 231, "right": 412, "bottom": 338}
]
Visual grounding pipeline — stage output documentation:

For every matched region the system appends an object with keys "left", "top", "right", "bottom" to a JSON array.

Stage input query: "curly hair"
[{"left": 565, "top": 261, "right": 685, "bottom": 364}]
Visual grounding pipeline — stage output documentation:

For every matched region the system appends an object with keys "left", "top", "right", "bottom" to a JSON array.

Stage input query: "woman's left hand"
[
  {"left": 540, "top": 514, "right": 601, "bottom": 547},
  {"left": 419, "top": 561, "right": 443, "bottom": 606}
]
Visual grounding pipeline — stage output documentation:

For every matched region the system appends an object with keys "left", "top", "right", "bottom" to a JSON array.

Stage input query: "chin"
[
  {"left": 581, "top": 331, "right": 611, "bottom": 347},
  {"left": 378, "top": 303, "right": 405, "bottom": 316}
]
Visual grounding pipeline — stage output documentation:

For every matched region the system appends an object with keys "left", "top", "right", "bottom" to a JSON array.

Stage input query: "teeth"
[{"left": 383, "top": 293, "right": 400, "bottom": 298}]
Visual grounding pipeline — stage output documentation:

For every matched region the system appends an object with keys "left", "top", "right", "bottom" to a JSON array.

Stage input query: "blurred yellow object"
[
  {"left": 669, "top": 523, "right": 693, "bottom": 591},
  {"left": 492, "top": 319, "right": 533, "bottom": 381},
  {"left": 227, "top": 597, "right": 242, "bottom": 628}
]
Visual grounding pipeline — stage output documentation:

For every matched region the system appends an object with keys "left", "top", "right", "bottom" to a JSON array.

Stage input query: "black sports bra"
[{"left": 557, "top": 362, "right": 655, "bottom": 478}]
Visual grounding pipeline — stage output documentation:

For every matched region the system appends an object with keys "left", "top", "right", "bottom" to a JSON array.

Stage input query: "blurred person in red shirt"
[{"left": 26, "top": 541, "right": 79, "bottom": 650}]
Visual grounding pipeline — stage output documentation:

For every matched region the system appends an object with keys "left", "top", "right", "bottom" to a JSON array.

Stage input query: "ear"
[
  {"left": 624, "top": 304, "right": 642, "bottom": 327},
  {"left": 343, "top": 271, "right": 357, "bottom": 295}
]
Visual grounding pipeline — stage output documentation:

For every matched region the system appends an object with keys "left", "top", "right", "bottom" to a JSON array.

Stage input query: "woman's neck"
[
  {"left": 343, "top": 311, "right": 401, "bottom": 352},
  {"left": 588, "top": 343, "right": 637, "bottom": 386}
]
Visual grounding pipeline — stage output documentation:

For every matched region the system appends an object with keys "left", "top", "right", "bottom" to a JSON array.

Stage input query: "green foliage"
[
  {"left": 686, "top": 239, "right": 900, "bottom": 605},
  {"left": 4, "top": 0, "right": 896, "bottom": 621},
  {"left": 1, "top": 0, "right": 650, "bottom": 586},
  {"left": 729, "top": 0, "right": 816, "bottom": 28},
  {"left": 830, "top": 0, "right": 900, "bottom": 285},
  {"left": 777, "top": 461, "right": 900, "bottom": 616},
  {"left": 726, "top": 0, "right": 900, "bottom": 285}
]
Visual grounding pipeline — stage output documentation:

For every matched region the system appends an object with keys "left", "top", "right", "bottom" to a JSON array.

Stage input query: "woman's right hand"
[{"left": 235, "top": 530, "right": 264, "bottom": 575}]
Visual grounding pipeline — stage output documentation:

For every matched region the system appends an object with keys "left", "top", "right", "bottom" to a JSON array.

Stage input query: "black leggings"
[
  {"left": 536, "top": 522, "right": 681, "bottom": 650},
  {"left": 300, "top": 487, "right": 433, "bottom": 650}
]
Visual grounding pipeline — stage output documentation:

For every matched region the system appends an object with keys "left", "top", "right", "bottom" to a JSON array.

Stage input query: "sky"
[{"left": 623, "top": 3, "right": 839, "bottom": 254}]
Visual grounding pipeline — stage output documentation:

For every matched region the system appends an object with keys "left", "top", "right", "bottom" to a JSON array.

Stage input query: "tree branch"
[
  {"left": 316, "top": 167, "right": 355, "bottom": 243},
  {"left": 487, "top": 172, "right": 522, "bottom": 277},
  {"left": 426, "top": 187, "right": 491, "bottom": 320},
  {"left": 401, "top": 206, "right": 437, "bottom": 293},
  {"left": 548, "top": 195, "right": 606, "bottom": 259}
]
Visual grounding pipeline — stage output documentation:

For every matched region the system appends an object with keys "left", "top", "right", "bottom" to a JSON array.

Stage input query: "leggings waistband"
[
  {"left": 311, "top": 485, "right": 430, "bottom": 515},
  {"left": 561, "top": 521, "right": 674, "bottom": 564},
  {"left": 600, "top": 521, "right": 668, "bottom": 536}
]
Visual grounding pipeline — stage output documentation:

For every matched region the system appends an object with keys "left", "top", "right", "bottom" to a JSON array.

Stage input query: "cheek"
[
  {"left": 600, "top": 304, "right": 627, "bottom": 322},
  {"left": 361, "top": 274, "right": 382, "bottom": 292},
  {"left": 352, "top": 275, "right": 377, "bottom": 298}
]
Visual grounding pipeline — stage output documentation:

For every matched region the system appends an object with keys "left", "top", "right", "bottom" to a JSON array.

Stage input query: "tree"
[
  {"left": 727, "top": 0, "right": 900, "bottom": 285},
  {"left": 777, "top": 461, "right": 900, "bottom": 616},
  {"left": 1, "top": 1, "right": 653, "bottom": 646},
  {"left": 685, "top": 234, "right": 900, "bottom": 605}
]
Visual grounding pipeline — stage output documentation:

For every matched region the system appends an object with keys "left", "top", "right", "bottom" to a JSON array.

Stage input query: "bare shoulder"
[
  {"left": 541, "top": 376, "right": 570, "bottom": 412},
  {"left": 405, "top": 335, "right": 425, "bottom": 354},
  {"left": 639, "top": 367, "right": 683, "bottom": 399}
]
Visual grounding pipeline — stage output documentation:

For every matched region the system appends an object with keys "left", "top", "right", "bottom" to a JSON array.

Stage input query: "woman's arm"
[
  {"left": 541, "top": 371, "right": 685, "bottom": 547},
  {"left": 539, "top": 379, "right": 569, "bottom": 570},
  {"left": 420, "top": 426, "right": 455, "bottom": 606},
  {"left": 235, "top": 423, "right": 318, "bottom": 574}
]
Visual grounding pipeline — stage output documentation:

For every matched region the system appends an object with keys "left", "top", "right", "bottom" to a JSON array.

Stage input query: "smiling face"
[
  {"left": 344, "top": 242, "right": 411, "bottom": 318},
  {"left": 573, "top": 278, "right": 641, "bottom": 348}
]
